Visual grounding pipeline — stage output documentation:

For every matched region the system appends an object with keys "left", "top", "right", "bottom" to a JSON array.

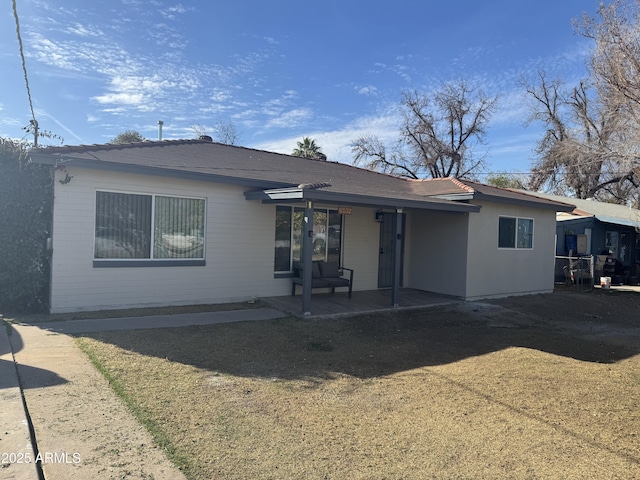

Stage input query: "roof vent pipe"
[
  {"left": 157, "top": 120, "right": 163, "bottom": 141},
  {"left": 199, "top": 135, "right": 213, "bottom": 142}
]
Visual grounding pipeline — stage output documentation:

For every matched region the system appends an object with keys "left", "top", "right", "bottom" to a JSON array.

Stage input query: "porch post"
[
  {"left": 391, "top": 207, "right": 403, "bottom": 307},
  {"left": 302, "top": 200, "right": 314, "bottom": 316}
]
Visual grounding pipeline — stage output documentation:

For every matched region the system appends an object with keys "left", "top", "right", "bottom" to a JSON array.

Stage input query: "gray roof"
[
  {"left": 30, "top": 139, "right": 573, "bottom": 213},
  {"left": 520, "top": 191, "right": 640, "bottom": 228},
  {"left": 416, "top": 178, "right": 575, "bottom": 211}
]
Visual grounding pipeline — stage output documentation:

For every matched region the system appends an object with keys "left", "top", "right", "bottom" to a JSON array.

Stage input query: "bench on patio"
[{"left": 291, "top": 261, "right": 354, "bottom": 298}]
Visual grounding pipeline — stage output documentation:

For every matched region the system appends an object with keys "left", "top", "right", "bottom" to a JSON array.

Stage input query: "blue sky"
[{"left": 1, "top": 0, "right": 599, "bottom": 176}]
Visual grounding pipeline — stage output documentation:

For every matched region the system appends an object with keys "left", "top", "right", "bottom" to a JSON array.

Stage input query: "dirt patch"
[{"left": 75, "top": 288, "right": 640, "bottom": 479}]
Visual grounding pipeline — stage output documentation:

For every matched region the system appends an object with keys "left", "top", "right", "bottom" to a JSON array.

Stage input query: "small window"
[
  {"left": 517, "top": 218, "right": 534, "bottom": 249},
  {"left": 95, "top": 191, "right": 205, "bottom": 261},
  {"left": 498, "top": 217, "right": 516, "bottom": 249},
  {"left": 498, "top": 216, "right": 533, "bottom": 249}
]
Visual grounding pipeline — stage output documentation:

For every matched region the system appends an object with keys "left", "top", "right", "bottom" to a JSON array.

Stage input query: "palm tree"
[{"left": 292, "top": 137, "right": 326, "bottom": 160}]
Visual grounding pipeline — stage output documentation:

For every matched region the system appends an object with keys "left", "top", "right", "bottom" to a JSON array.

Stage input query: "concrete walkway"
[
  {"left": 2, "top": 308, "right": 285, "bottom": 480},
  {"left": 0, "top": 324, "right": 40, "bottom": 480}
]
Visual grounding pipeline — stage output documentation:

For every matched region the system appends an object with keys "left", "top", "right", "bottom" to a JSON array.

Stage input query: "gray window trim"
[
  {"left": 94, "top": 189, "right": 207, "bottom": 265},
  {"left": 94, "top": 259, "right": 206, "bottom": 268}
]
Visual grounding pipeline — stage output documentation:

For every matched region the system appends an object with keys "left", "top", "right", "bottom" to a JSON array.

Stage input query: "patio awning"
[{"left": 244, "top": 185, "right": 481, "bottom": 213}]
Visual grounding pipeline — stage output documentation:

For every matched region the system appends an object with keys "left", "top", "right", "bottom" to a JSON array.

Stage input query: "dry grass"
[
  {"left": 5, "top": 300, "right": 265, "bottom": 323},
  {"left": 76, "top": 291, "right": 640, "bottom": 479}
]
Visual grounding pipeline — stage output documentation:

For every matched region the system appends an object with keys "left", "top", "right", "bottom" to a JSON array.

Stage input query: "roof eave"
[
  {"left": 594, "top": 214, "right": 640, "bottom": 228},
  {"left": 32, "top": 154, "right": 294, "bottom": 190},
  {"left": 475, "top": 192, "right": 576, "bottom": 212},
  {"left": 428, "top": 193, "right": 475, "bottom": 201},
  {"left": 245, "top": 188, "right": 481, "bottom": 213}
]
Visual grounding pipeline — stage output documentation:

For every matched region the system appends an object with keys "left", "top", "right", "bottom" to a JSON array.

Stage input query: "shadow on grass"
[{"left": 77, "top": 303, "right": 640, "bottom": 381}]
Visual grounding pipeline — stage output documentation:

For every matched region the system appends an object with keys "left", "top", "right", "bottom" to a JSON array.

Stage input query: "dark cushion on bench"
[
  {"left": 291, "top": 260, "right": 353, "bottom": 298},
  {"left": 312, "top": 261, "right": 322, "bottom": 279},
  {"left": 293, "top": 261, "right": 323, "bottom": 278},
  {"left": 325, "top": 277, "right": 350, "bottom": 288},
  {"left": 292, "top": 276, "right": 330, "bottom": 288},
  {"left": 318, "top": 261, "right": 340, "bottom": 278}
]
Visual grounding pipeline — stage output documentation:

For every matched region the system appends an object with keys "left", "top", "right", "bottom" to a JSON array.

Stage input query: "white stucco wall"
[
  {"left": 49, "top": 168, "right": 384, "bottom": 313},
  {"left": 464, "top": 201, "right": 557, "bottom": 300},
  {"left": 405, "top": 210, "right": 470, "bottom": 297},
  {"left": 50, "top": 167, "right": 292, "bottom": 312},
  {"left": 340, "top": 207, "right": 381, "bottom": 291},
  {"left": 49, "top": 166, "right": 559, "bottom": 312}
]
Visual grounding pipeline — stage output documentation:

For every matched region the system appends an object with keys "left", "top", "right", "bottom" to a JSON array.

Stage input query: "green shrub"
[{"left": 0, "top": 138, "right": 53, "bottom": 313}]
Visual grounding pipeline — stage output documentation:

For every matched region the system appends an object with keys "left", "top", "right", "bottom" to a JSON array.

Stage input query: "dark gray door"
[{"left": 378, "top": 213, "right": 405, "bottom": 288}]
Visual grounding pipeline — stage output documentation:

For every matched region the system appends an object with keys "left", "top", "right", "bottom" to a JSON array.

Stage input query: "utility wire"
[{"left": 12, "top": 0, "right": 38, "bottom": 147}]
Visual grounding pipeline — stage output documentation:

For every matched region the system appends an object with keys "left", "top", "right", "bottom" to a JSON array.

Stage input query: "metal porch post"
[
  {"left": 302, "top": 200, "right": 314, "bottom": 316},
  {"left": 391, "top": 207, "right": 403, "bottom": 307}
]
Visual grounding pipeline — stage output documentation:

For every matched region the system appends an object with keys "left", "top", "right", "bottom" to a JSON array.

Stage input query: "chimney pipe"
[{"left": 157, "top": 120, "right": 164, "bottom": 141}]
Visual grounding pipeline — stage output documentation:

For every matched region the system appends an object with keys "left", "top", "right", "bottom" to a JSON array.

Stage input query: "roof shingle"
[{"left": 31, "top": 140, "right": 573, "bottom": 212}]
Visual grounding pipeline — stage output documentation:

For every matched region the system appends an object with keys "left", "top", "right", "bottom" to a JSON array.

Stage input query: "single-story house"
[
  {"left": 525, "top": 191, "right": 640, "bottom": 283},
  {"left": 30, "top": 139, "right": 574, "bottom": 315}
]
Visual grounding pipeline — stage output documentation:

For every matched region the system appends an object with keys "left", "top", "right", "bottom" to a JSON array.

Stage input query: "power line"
[{"left": 12, "top": 0, "right": 38, "bottom": 146}]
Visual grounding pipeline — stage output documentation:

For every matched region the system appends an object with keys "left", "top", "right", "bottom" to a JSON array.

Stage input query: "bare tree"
[
  {"left": 191, "top": 121, "right": 240, "bottom": 145},
  {"left": 213, "top": 120, "right": 239, "bottom": 145},
  {"left": 524, "top": 1, "right": 640, "bottom": 203},
  {"left": 579, "top": 1, "right": 640, "bottom": 200},
  {"left": 578, "top": 1, "right": 640, "bottom": 113},
  {"left": 352, "top": 80, "right": 498, "bottom": 179},
  {"left": 525, "top": 72, "right": 610, "bottom": 198},
  {"left": 191, "top": 124, "right": 208, "bottom": 139}
]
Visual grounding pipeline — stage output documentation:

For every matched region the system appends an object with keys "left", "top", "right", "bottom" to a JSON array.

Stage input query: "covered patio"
[
  {"left": 246, "top": 183, "right": 479, "bottom": 316},
  {"left": 263, "top": 288, "right": 459, "bottom": 318}
]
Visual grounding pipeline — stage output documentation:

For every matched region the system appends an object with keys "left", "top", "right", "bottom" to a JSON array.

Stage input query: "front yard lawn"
[{"left": 76, "top": 293, "right": 640, "bottom": 479}]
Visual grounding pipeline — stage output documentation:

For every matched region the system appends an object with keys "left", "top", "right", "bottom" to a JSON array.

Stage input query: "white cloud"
[
  {"left": 491, "top": 89, "right": 530, "bottom": 127},
  {"left": 265, "top": 108, "right": 314, "bottom": 129},
  {"left": 252, "top": 109, "right": 400, "bottom": 165},
  {"left": 356, "top": 85, "right": 378, "bottom": 96},
  {"left": 29, "top": 35, "right": 82, "bottom": 71},
  {"left": 392, "top": 64, "right": 411, "bottom": 83},
  {"left": 65, "top": 23, "right": 103, "bottom": 37},
  {"left": 160, "top": 3, "right": 189, "bottom": 18},
  {"left": 199, "top": 104, "right": 234, "bottom": 115},
  {"left": 93, "top": 92, "right": 145, "bottom": 106},
  {"left": 210, "top": 88, "right": 232, "bottom": 103},
  {"left": 91, "top": 74, "right": 182, "bottom": 112}
]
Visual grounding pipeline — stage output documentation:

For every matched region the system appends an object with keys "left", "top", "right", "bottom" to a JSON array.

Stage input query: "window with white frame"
[
  {"left": 94, "top": 191, "right": 205, "bottom": 260},
  {"left": 498, "top": 216, "right": 533, "bottom": 249},
  {"left": 274, "top": 206, "right": 342, "bottom": 272}
]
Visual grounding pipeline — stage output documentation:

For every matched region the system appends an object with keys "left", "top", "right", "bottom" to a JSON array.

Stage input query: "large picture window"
[
  {"left": 498, "top": 216, "right": 533, "bottom": 249},
  {"left": 274, "top": 206, "right": 342, "bottom": 272},
  {"left": 95, "top": 191, "right": 205, "bottom": 261}
]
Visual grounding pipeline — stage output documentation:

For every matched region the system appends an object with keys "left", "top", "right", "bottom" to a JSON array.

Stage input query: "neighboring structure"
[
  {"left": 31, "top": 140, "right": 574, "bottom": 314},
  {"left": 529, "top": 192, "right": 640, "bottom": 265},
  {"left": 525, "top": 192, "right": 640, "bottom": 284}
]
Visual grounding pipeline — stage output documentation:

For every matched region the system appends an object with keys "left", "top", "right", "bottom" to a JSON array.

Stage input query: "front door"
[{"left": 378, "top": 212, "right": 405, "bottom": 288}]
